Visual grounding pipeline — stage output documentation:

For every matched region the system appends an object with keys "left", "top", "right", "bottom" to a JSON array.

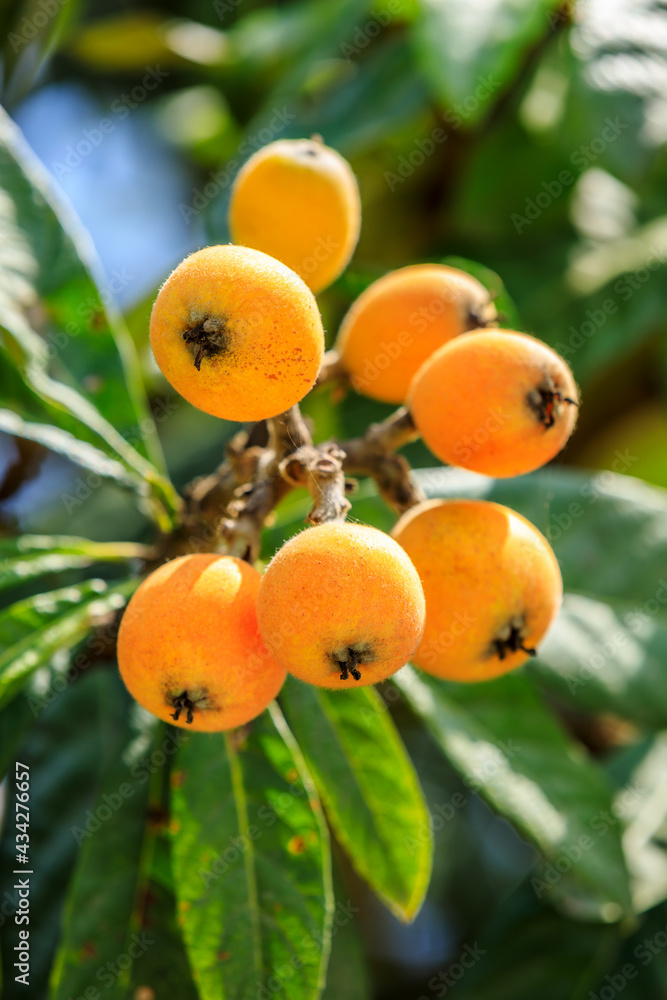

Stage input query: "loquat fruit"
[
  {"left": 336, "top": 264, "right": 497, "bottom": 403},
  {"left": 149, "top": 244, "right": 324, "bottom": 421},
  {"left": 408, "top": 329, "right": 578, "bottom": 476},
  {"left": 256, "top": 522, "right": 425, "bottom": 689},
  {"left": 229, "top": 138, "right": 361, "bottom": 294},
  {"left": 392, "top": 498, "right": 562, "bottom": 682},
  {"left": 117, "top": 553, "right": 286, "bottom": 731}
]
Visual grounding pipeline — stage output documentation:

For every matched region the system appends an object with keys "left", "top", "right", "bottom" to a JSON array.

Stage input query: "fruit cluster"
[{"left": 119, "top": 137, "right": 579, "bottom": 731}]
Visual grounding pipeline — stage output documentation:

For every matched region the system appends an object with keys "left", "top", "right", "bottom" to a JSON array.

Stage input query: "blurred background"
[{"left": 1, "top": 0, "right": 667, "bottom": 996}]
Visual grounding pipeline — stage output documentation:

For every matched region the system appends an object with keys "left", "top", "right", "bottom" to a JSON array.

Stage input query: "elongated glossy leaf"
[
  {"left": 395, "top": 667, "right": 632, "bottom": 921},
  {"left": 171, "top": 704, "right": 333, "bottom": 1000},
  {"left": 281, "top": 677, "right": 431, "bottom": 922},
  {"left": 0, "top": 110, "right": 180, "bottom": 527},
  {"left": 535, "top": 593, "right": 667, "bottom": 730},
  {"left": 0, "top": 107, "right": 162, "bottom": 467},
  {"left": 0, "top": 405, "right": 137, "bottom": 486},
  {"left": 0, "top": 669, "right": 120, "bottom": 996},
  {"left": 604, "top": 735, "right": 667, "bottom": 914},
  {"left": 123, "top": 834, "right": 199, "bottom": 999},
  {"left": 0, "top": 578, "right": 137, "bottom": 709},
  {"left": 0, "top": 570, "right": 135, "bottom": 778},
  {"left": 411, "top": 0, "right": 560, "bottom": 123},
  {"left": 126, "top": 876, "right": 201, "bottom": 1000},
  {"left": 0, "top": 535, "right": 146, "bottom": 594},
  {"left": 50, "top": 701, "right": 158, "bottom": 999}
]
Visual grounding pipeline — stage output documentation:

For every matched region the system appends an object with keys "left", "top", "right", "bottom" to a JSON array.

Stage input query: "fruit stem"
[
  {"left": 338, "top": 407, "right": 424, "bottom": 513},
  {"left": 179, "top": 399, "right": 424, "bottom": 563},
  {"left": 316, "top": 349, "right": 347, "bottom": 386}
]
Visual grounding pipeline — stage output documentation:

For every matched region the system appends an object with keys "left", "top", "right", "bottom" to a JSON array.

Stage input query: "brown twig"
[
  {"left": 173, "top": 399, "right": 423, "bottom": 563},
  {"left": 281, "top": 442, "right": 353, "bottom": 525},
  {"left": 316, "top": 349, "right": 348, "bottom": 387},
  {"left": 218, "top": 406, "right": 351, "bottom": 560},
  {"left": 338, "top": 407, "right": 424, "bottom": 513}
]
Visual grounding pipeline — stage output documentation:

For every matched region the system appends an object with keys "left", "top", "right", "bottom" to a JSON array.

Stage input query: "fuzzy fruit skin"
[
  {"left": 117, "top": 554, "right": 286, "bottom": 731},
  {"left": 229, "top": 138, "right": 361, "bottom": 294},
  {"left": 392, "top": 499, "right": 562, "bottom": 682},
  {"left": 408, "top": 329, "right": 578, "bottom": 477},
  {"left": 149, "top": 244, "right": 324, "bottom": 421},
  {"left": 336, "top": 264, "right": 497, "bottom": 404},
  {"left": 257, "top": 522, "right": 425, "bottom": 689}
]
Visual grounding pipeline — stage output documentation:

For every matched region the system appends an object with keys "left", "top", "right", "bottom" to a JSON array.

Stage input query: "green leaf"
[
  {"left": 411, "top": 0, "right": 560, "bottom": 124},
  {"left": 123, "top": 834, "right": 199, "bottom": 998},
  {"left": 404, "top": 467, "right": 667, "bottom": 728},
  {"left": 281, "top": 677, "right": 432, "bottom": 922},
  {"left": 126, "top": 875, "right": 201, "bottom": 1000},
  {"left": 605, "top": 735, "right": 667, "bottom": 914},
  {"left": 171, "top": 703, "right": 333, "bottom": 1000},
  {"left": 0, "top": 535, "right": 147, "bottom": 595},
  {"left": 0, "top": 669, "right": 122, "bottom": 996},
  {"left": 0, "top": 108, "right": 158, "bottom": 463},
  {"left": 0, "top": 109, "right": 180, "bottom": 528},
  {"left": 0, "top": 686, "right": 36, "bottom": 780},
  {"left": 0, "top": 564, "right": 137, "bottom": 778},
  {"left": 0, "top": 578, "right": 137, "bottom": 709},
  {"left": 395, "top": 667, "right": 632, "bottom": 921},
  {"left": 439, "top": 255, "right": 522, "bottom": 330},
  {"left": 49, "top": 704, "right": 159, "bottom": 999},
  {"left": 534, "top": 593, "right": 667, "bottom": 730}
]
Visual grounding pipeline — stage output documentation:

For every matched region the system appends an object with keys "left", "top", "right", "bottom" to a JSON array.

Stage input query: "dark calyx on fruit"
[
  {"left": 183, "top": 318, "right": 229, "bottom": 371},
  {"left": 331, "top": 643, "right": 373, "bottom": 681},
  {"left": 528, "top": 377, "right": 578, "bottom": 429},
  {"left": 491, "top": 619, "right": 537, "bottom": 661}
]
